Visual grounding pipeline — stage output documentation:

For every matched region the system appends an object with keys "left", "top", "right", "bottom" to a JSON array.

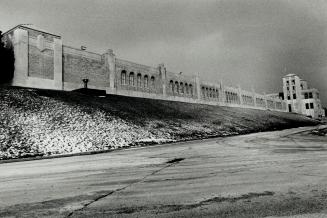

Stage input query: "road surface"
[{"left": 1, "top": 126, "right": 327, "bottom": 217}]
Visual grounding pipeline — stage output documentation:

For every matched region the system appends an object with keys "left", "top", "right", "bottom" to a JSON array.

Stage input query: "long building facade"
[{"left": 2, "top": 25, "right": 288, "bottom": 112}]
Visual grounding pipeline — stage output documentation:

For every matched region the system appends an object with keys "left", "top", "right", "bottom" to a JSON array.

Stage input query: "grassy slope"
[{"left": 0, "top": 86, "right": 319, "bottom": 159}]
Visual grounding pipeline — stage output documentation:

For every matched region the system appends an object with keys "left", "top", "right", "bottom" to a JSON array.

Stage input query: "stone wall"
[
  {"left": 166, "top": 71, "right": 197, "bottom": 99},
  {"left": 62, "top": 46, "right": 108, "bottom": 90},
  {"left": 4, "top": 25, "right": 288, "bottom": 113},
  {"left": 115, "top": 58, "right": 161, "bottom": 95},
  {"left": 28, "top": 36, "right": 54, "bottom": 80}
]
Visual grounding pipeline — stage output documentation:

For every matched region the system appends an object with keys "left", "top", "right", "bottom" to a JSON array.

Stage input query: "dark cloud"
[{"left": 0, "top": 0, "right": 327, "bottom": 105}]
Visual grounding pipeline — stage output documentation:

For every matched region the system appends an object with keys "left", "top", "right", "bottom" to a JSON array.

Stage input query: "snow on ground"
[{"left": 0, "top": 87, "right": 319, "bottom": 160}]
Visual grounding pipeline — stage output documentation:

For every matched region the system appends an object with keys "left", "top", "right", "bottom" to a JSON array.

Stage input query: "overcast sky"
[{"left": 1, "top": 0, "right": 327, "bottom": 105}]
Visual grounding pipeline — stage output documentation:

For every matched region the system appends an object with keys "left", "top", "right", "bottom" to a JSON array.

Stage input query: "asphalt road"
[{"left": 1, "top": 126, "right": 327, "bottom": 217}]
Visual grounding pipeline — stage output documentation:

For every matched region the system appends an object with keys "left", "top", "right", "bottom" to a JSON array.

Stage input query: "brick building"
[{"left": 2, "top": 25, "right": 288, "bottom": 112}]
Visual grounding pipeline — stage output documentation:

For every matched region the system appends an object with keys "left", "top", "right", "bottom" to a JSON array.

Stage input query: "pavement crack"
[{"left": 66, "top": 159, "right": 182, "bottom": 217}]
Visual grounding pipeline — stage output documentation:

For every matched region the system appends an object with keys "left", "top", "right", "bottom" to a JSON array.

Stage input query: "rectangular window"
[
  {"left": 287, "top": 95, "right": 291, "bottom": 100},
  {"left": 305, "top": 103, "right": 309, "bottom": 109},
  {"left": 304, "top": 93, "right": 308, "bottom": 99},
  {"left": 293, "top": 94, "right": 296, "bottom": 99},
  {"left": 292, "top": 86, "right": 295, "bottom": 90},
  {"left": 292, "top": 80, "right": 295, "bottom": 85},
  {"left": 309, "top": 93, "right": 313, "bottom": 98},
  {"left": 287, "top": 87, "right": 289, "bottom": 90},
  {"left": 310, "top": 103, "right": 314, "bottom": 109}
]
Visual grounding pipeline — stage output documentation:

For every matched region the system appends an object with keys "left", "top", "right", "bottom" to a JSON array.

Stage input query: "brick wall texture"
[
  {"left": 28, "top": 45, "right": 54, "bottom": 80},
  {"left": 63, "top": 51, "right": 108, "bottom": 88}
]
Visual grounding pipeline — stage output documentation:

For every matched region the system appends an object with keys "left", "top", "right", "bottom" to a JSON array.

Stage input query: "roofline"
[
  {"left": 2, "top": 25, "right": 61, "bottom": 38},
  {"left": 283, "top": 74, "right": 298, "bottom": 78},
  {"left": 301, "top": 88, "right": 319, "bottom": 92}
]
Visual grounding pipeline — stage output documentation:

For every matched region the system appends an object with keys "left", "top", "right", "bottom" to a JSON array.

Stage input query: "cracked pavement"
[{"left": 1, "top": 126, "right": 327, "bottom": 217}]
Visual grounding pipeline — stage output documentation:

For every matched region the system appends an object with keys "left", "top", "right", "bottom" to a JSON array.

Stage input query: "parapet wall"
[{"left": 4, "top": 25, "right": 287, "bottom": 112}]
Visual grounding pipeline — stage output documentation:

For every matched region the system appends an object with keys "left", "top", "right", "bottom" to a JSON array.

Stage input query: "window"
[
  {"left": 310, "top": 103, "right": 314, "bottom": 109},
  {"left": 180, "top": 82, "right": 184, "bottom": 94},
  {"left": 317, "top": 93, "right": 319, "bottom": 99},
  {"left": 175, "top": 81, "right": 179, "bottom": 93},
  {"left": 292, "top": 80, "right": 295, "bottom": 85},
  {"left": 121, "top": 70, "right": 126, "bottom": 85},
  {"left": 305, "top": 103, "right": 309, "bottom": 109},
  {"left": 189, "top": 84, "right": 193, "bottom": 96},
  {"left": 150, "top": 76, "right": 155, "bottom": 88},
  {"left": 304, "top": 93, "right": 308, "bottom": 99},
  {"left": 293, "top": 94, "right": 296, "bottom": 99},
  {"left": 129, "top": 72, "right": 134, "bottom": 86},
  {"left": 137, "top": 73, "right": 142, "bottom": 87},
  {"left": 287, "top": 87, "right": 289, "bottom": 91},
  {"left": 309, "top": 92, "right": 313, "bottom": 98},
  {"left": 287, "top": 95, "right": 290, "bottom": 100},
  {"left": 301, "top": 84, "right": 304, "bottom": 90},
  {"left": 286, "top": 81, "right": 289, "bottom": 85},
  {"left": 144, "top": 75, "right": 149, "bottom": 88},
  {"left": 169, "top": 80, "right": 173, "bottom": 92},
  {"left": 184, "top": 83, "right": 188, "bottom": 94},
  {"left": 292, "top": 86, "right": 295, "bottom": 90}
]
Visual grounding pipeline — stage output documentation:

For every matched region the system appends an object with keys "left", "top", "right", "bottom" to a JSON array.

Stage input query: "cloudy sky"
[{"left": 1, "top": 0, "right": 327, "bottom": 105}]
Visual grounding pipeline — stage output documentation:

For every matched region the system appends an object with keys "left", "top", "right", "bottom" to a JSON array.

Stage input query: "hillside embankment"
[{"left": 0, "top": 86, "right": 319, "bottom": 160}]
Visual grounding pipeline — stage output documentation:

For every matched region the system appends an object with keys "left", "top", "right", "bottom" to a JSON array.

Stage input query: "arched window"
[
  {"left": 121, "top": 70, "right": 126, "bottom": 85},
  {"left": 144, "top": 75, "right": 149, "bottom": 88},
  {"left": 169, "top": 80, "right": 174, "bottom": 93},
  {"left": 150, "top": 76, "right": 155, "bottom": 88},
  {"left": 185, "top": 83, "right": 188, "bottom": 95},
  {"left": 137, "top": 73, "right": 142, "bottom": 87},
  {"left": 180, "top": 82, "right": 184, "bottom": 94},
  {"left": 189, "top": 84, "right": 193, "bottom": 96},
  {"left": 202, "top": 87, "right": 205, "bottom": 98},
  {"left": 129, "top": 72, "right": 134, "bottom": 86},
  {"left": 175, "top": 81, "right": 179, "bottom": 93}
]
